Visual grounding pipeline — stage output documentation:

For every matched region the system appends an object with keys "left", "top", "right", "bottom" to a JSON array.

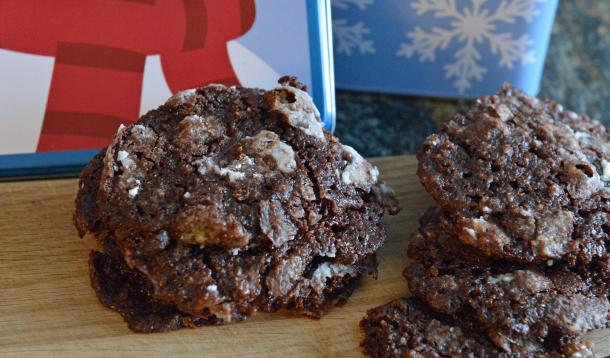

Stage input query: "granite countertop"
[{"left": 335, "top": 0, "right": 610, "bottom": 157}]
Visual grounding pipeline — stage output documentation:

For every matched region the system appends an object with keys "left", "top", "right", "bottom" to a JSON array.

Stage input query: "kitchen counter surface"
[{"left": 335, "top": 0, "right": 610, "bottom": 157}]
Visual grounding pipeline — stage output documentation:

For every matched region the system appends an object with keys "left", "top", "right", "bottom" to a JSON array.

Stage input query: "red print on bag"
[{"left": 0, "top": 0, "right": 256, "bottom": 152}]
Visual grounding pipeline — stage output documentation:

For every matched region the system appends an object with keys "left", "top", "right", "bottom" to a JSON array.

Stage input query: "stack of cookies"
[
  {"left": 362, "top": 85, "right": 609, "bottom": 357},
  {"left": 74, "top": 77, "right": 399, "bottom": 332}
]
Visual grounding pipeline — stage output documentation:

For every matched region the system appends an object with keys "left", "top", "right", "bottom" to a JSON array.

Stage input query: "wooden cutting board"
[{"left": 1, "top": 155, "right": 608, "bottom": 357}]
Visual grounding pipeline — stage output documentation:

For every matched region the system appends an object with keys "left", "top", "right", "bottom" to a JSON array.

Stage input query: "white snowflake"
[
  {"left": 397, "top": 0, "right": 545, "bottom": 93},
  {"left": 333, "top": 19, "right": 375, "bottom": 55},
  {"left": 332, "top": 0, "right": 374, "bottom": 10},
  {"left": 332, "top": 0, "right": 375, "bottom": 56}
]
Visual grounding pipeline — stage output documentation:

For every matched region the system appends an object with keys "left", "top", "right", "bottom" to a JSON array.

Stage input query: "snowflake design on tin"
[
  {"left": 332, "top": 0, "right": 374, "bottom": 10},
  {"left": 397, "top": 0, "right": 545, "bottom": 93},
  {"left": 332, "top": 0, "right": 375, "bottom": 56}
]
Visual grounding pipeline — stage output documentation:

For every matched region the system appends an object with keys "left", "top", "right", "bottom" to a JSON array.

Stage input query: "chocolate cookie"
[
  {"left": 74, "top": 77, "right": 398, "bottom": 332},
  {"left": 417, "top": 84, "right": 609, "bottom": 264},
  {"left": 361, "top": 86, "right": 608, "bottom": 357},
  {"left": 89, "top": 240, "right": 214, "bottom": 332},
  {"left": 403, "top": 207, "right": 608, "bottom": 355},
  {"left": 361, "top": 297, "right": 597, "bottom": 358}
]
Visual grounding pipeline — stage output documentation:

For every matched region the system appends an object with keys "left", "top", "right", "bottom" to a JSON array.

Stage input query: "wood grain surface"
[{"left": 0, "top": 155, "right": 608, "bottom": 357}]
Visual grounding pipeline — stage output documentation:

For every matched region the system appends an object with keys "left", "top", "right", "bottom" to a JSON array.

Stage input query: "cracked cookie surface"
[
  {"left": 75, "top": 77, "right": 398, "bottom": 332},
  {"left": 404, "top": 207, "right": 609, "bottom": 355},
  {"left": 362, "top": 85, "right": 608, "bottom": 357},
  {"left": 417, "top": 84, "right": 609, "bottom": 264},
  {"left": 361, "top": 296, "right": 598, "bottom": 358}
]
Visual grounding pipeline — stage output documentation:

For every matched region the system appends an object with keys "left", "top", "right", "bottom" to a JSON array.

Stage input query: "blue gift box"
[
  {"left": 332, "top": 0, "right": 558, "bottom": 98},
  {"left": 0, "top": 0, "right": 334, "bottom": 179}
]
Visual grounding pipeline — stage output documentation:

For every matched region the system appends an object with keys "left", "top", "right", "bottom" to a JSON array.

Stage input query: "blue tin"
[
  {"left": 0, "top": 0, "right": 335, "bottom": 179},
  {"left": 332, "top": 0, "right": 558, "bottom": 98}
]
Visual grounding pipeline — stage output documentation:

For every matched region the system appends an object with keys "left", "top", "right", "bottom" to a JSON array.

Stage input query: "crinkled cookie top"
[{"left": 417, "top": 84, "right": 609, "bottom": 264}]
